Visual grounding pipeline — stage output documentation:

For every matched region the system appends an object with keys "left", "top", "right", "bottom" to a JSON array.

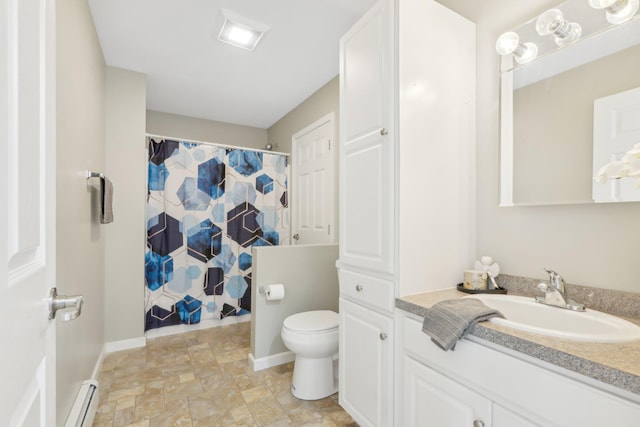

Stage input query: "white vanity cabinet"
[
  {"left": 403, "top": 355, "right": 491, "bottom": 427},
  {"left": 396, "top": 310, "right": 640, "bottom": 427},
  {"left": 339, "top": 297, "right": 394, "bottom": 427},
  {"left": 338, "top": 0, "right": 475, "bottom": 425}
]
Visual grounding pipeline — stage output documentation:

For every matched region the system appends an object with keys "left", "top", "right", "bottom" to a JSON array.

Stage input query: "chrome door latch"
[{"left": 48, "top": 287, "right": 84, "bottom": 321}]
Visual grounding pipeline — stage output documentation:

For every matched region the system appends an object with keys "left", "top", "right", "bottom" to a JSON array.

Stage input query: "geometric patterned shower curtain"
[{"left": 145, "top": 138, "right": 289, "bottom": 331}]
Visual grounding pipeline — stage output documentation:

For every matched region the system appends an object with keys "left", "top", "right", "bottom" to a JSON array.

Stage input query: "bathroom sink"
[{"left": 467, "top": 294, "right": 640, "bottom": 343}]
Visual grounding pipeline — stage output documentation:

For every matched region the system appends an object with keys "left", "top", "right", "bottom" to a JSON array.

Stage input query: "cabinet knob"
[
  {"left": 380, "top": 127, "right": 388, "bottom": 136},
  {"left": 379, "top": 332, "right": 388, "bottom": 341},
  {"left": 473, "top": 421, "right": 485, "bottom": 427},
  {"left": 355, "top": 284, "right": 363, "bottom": 292}
]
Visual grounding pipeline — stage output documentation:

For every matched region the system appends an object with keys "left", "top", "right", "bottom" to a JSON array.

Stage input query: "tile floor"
[{"left": 93, "top": 322, "right": 357, "bottom": 427}]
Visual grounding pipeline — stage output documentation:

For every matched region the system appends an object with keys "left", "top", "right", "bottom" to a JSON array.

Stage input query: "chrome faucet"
[{"left": 535, "top": 268, "right": 585, "bottom": 312}]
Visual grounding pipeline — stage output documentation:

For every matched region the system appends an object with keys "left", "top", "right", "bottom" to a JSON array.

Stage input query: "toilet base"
[{"left": 290, "top": 354, "right": 338, "bottom": 400}]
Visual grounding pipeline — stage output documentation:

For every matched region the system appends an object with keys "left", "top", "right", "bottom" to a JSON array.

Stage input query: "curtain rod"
[{"left": 146, "top": 133, "right": 290, "bottom": 157}]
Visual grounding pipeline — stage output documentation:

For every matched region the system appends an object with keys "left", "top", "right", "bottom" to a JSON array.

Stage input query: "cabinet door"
[
  {"left": 339, "top": 0, "right": 394, "bottom": 274},
  {"left": 493, "top": 404, "right": 539, "bottom": 427},
  {"left": 402, "top": 356, "right": 491, "bottom": 427},
  {"left": 339, "top": 298, "right": 393, "bottom": 427}
]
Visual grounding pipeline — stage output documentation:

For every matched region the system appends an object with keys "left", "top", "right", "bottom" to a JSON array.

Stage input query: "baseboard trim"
[
  {"left": 90, "top": 346, "right": 106, "bottom": 380},
  {"left": 104, "top": 336, "right": 147, "bottom": 353},
  {"left": 249, "top": 351, "right": 295, "bottom": 371}
]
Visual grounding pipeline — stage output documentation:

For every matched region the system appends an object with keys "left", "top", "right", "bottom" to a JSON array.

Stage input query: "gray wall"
[
  {"left": 267, "top": 76, "right": 339, "bottom": 154},
  {"left": 440, "top": 0, "right": 640, "bottom": 293},
  {"left": 105, "top": 67, "right": 147, "bottom": 343},
  {"left": 146, "top": 110, "right": 268, "bottom": 150},
  {"left": 55, "top": 0, "right": 106, "bottom": 424},
  {"left": 251, "top": 244, "right": 339, "bottom": 362}
]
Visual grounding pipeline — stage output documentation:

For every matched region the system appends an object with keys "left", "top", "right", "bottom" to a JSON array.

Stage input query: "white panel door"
[
  {"left": 402, "top": 356, "right": 492, "bottom": 427},
  {"left": 292, "top": 114, "right": 336, "bottom": 244},
  {"left": 339, "top": 0, "right": 394, "bottom": 273},
  {"left": 339, "top": 297, "right": 393, "bottom": 427},
  {"left": 1, "top": 0, "right": 57, "bottom": 425},
  {"left": 592, "top": 86, "right": 640, "bottom": 202}
]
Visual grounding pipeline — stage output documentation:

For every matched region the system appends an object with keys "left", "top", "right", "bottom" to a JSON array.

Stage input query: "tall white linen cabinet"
[{"left": 336, "top": 0, "right": 476, "bottom": 425}]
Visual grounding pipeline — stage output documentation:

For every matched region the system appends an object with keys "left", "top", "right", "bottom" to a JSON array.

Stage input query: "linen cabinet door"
[
  {"left": 339, "top": 0, "right": 394, "bottom": 274},
  {"left": 402, "top": 356, "right": 491, "bottom": 427},
  {"left": 339, "top": 298, "right": 393, "bottom": 427}
]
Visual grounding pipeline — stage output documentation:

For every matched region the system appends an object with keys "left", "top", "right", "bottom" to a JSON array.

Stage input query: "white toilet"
[{"left": 281, "top": 310, "right": 339, "bottom": 400}]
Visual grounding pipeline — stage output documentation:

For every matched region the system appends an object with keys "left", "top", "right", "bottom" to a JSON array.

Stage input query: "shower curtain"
[{"left": 145, "top": 138, "right": 289, "bottom": 331}]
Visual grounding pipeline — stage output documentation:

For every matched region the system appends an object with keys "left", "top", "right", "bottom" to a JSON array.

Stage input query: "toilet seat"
[{"left": 283, "top": 310, "right": 338, "bottom": 334}]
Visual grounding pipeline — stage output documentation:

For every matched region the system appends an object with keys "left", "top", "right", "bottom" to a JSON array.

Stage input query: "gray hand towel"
[
  {"left": 422, "top": 298, "right": 504, "bottom": 351},
  {"left": 100, "top": 176, "right": 114, "bottom": 224}
]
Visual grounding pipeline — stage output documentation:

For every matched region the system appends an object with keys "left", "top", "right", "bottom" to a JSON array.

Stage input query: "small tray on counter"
[{"left": 456, "top": 283, "right": 508, "bottom": 295}]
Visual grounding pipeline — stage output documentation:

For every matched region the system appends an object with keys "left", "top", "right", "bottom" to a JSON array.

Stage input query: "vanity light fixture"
[
  {"left": 218, "top": 9, "right": 270, "bottom": 51},
  {"left": 589, "top": 0, "right": 640, "bottom": 24},
  {"left": 495, "top": 32, "right": 539, "bottom": 64},
  {"left": 536, "top": 8, "right": 582, "bottom": 46}
]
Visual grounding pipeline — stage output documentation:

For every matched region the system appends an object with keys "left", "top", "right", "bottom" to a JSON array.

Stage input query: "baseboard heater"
[{"left": 64, "top": 380, "right": 99, "bottom": 427}]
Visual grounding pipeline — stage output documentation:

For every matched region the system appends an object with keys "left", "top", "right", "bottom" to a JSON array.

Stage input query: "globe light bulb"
[
  {"left": 589, "top": 0, "right": 640, "bottom": 24},
  {"left": 495, "top": 32, "right": 538, "bottom": 64},
  {"left": 495, "top": 32, "right": 519, "bottom": 55},
  {"left": 536, "top": 9, "right": 582, "bottom": 46}
]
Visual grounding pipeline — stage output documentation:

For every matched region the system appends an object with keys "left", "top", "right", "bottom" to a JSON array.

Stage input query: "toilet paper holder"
[{"left": 259, "top": 284, "right": 285, "bottom": 301}]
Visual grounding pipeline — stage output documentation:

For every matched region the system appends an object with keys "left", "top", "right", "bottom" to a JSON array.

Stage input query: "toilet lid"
[{"left": 283, "top": 310, "right": 339, "bottom": 333}]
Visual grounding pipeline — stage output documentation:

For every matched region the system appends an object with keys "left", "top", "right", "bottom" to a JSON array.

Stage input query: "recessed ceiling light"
[{"left": 218, "top": 9, "right": 270, "bottom": 51}]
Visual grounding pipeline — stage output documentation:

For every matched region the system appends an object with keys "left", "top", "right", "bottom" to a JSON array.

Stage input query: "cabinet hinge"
[
  {"left": 328, "top": 224, "right": 331, "bottom": 235},
  {"left": 328, "top": 140, "right": 331, "bottom": 150}
]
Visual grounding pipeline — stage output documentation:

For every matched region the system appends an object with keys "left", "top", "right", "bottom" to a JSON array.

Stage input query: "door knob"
[
  {"left": 49, "top": 287, "right": 84, "bottom": 321},
  {"left": 379, "top": 332, "right": 388, "bottom": 341},
  {"left": 380, "top": 127, "right": 388, "bottom": 136},
  {"left": 355, "top": 284, "right": 363, "bottom": 292},
  {"left": 473, "top": 420, "right": 485, "bottom": 427},
  {"left": 292, "top": 233, "right": 300, "bottom": 241}
]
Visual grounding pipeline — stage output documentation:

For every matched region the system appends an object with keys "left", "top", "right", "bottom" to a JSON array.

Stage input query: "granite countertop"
[{"left": 396, "top": 288, "right": 640, "bottom": 397}]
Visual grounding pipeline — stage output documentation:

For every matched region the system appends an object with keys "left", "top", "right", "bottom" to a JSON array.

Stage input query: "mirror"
[{"left": 498, "top": 0, "right": 640, "bottom": 206}]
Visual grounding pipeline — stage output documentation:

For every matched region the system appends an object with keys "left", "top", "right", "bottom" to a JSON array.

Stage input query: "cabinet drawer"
[{"left": 339, "top": 269, "right": 394, "bottom": 313}]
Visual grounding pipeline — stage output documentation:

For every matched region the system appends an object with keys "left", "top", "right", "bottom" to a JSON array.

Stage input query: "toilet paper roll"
[{"left": 265, "top": 284, "right": 285, "bottom": 301}]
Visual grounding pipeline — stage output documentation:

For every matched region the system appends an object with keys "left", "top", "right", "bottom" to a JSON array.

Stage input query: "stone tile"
[
  {"left": 180, "top": 372, "right": 196, "bottom": 383},
  {"left": 247, "top": 396, "right": 288, "bottom": 426},
  {"left": 326, "top": 409, "right": 355, "bottom": 427},
  {"left": 148, "top": 408, "right": 192, "bottom": 427},
  {"left": 187, "top": 391, "right": 221, "bottom": 420},
  {"left": 108, "top": 384, "right": 146, "bottom": 402},
  {"left": 241, "top": 385, "right": 272, "bottom": 403},
  {"left": 95, "top": 323, "right": 354, "bottom": 427},
  {"left": 219, "top": 360, "right": 249, "bottom": 377},
  {"left": 231, "top": 404, "right": 254, "bottom": 423},
  {"left": 134, "top": 392, "right": 165, "bottom": 421},
  {"left": 192, "top": 360, "right": 222, "bottom": 378},
  {"left": 116, "top": 397, "right": 136, "bottom": 410},
  {"left": 145, "top": 376, "right": 180, "bottom": 393},
  {"left": 161, "top": 362, "right": 194, "bottom": 377},
  {"left": 93, "top": 400, "right": 116, "bottom": 424},
  {"left": 216, "top": 348, "right": 250, "bottom": 364},
  {"left": 163, "top": 379, "right": 204, "bottom": 402},
  {"left": 113, "top": 404, "right": 135, "bottom": 426}
]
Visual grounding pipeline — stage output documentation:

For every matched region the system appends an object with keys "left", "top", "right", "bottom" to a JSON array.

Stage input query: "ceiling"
[{"left": 88, "top": 0, "right": 378, "bottom": 129}]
